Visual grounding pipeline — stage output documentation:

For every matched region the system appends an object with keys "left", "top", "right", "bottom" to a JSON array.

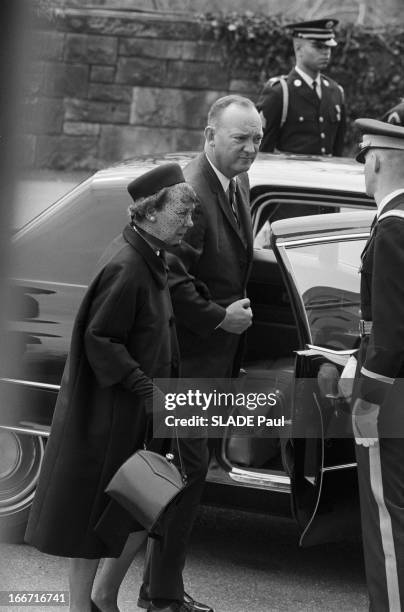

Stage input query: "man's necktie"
[
  {"left": 228, "top": 179, "right": 239, "bottom": 226},
  {"left": 312, "top": 80, "right": 320, "bottom": 101}
]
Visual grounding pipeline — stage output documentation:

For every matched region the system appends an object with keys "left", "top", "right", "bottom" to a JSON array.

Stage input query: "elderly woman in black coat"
[{"left": 25, "top": 163, "right": 196, "bottom": 612}]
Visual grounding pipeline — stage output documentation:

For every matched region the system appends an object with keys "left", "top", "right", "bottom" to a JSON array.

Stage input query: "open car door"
[{"left": 271, "top": 210, "right": 373, "bottom": 546}]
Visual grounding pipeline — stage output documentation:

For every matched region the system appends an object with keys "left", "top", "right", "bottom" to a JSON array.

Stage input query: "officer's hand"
[
  {"left": 317, "top": 363, "right": 340, "bottom": 398},
  {"left": 352, "top": 398, "right": 380, "bottom": 447},
  {"left": 219, "top": 298, "right": 253, "bottom": 334}
]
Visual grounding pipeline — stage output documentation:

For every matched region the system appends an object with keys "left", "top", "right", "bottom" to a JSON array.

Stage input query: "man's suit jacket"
[
  {"left": 257, "top": 67, "right": 346, "bottom": 156},
  {"left": 167, "top": 153, "right": 253, "bottom": 377}
]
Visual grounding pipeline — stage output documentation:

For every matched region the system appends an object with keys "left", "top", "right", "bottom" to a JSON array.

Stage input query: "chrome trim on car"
[
  {"left": 229, "top": 467, "right": 291, "bottom": 493},
  {"left": 306, "top": 344, "right": 358, "bottom": 356},
  {"left": 277, "top": 232, "right": 369, "bottom": 247},
  {"left": 12, "top": 277, "right": 87, "bottom": 289},
  {"left": 0, "top": 378, "right": 60, "bottom": 392},
  {"left": 0, "top": 424, "right": 50, "bottom": 438},
  {"left": 322, "top": 463, "right": 357, "bottom": 472}
]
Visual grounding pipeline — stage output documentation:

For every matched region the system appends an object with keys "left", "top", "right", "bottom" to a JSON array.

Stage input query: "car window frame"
[{"left": 273, "top": 231, "right": 371, "bottom": 352}]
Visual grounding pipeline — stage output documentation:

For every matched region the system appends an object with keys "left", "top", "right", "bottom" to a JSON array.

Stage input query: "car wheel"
[{"left": 0, "top": 429, "right": 44, "bottom": 543}]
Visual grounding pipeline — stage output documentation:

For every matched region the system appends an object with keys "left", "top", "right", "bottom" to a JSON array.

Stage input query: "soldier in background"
[
  {"left": 381, "top": 98, "right": 404, "bottom": 126},
  {"left": 257, "top": 19, "right": 346, "bottom": 156}
]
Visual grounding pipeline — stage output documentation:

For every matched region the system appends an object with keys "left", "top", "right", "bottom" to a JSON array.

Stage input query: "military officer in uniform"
[
  {"left": 257, "top": 19, "right": 346, "bottom": 156},
  {"left": 381, "top": 98, "right": 404, "bottom": 126},
  {"left": 353, "top": 118, "right": 404, "bottom": 611}
]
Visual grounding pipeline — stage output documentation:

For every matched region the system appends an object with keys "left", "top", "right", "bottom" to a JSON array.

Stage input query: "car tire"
[{"left": 0, "top": 429, "right": 44, "bottom": 543}]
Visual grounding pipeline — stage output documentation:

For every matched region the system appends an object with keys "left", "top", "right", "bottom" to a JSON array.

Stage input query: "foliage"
[
  {"left": 199, "top": 12, "right": 404, "bottom": 154},
  {"left": 32, "top": 0, "right": 55, "bottom": 22}
]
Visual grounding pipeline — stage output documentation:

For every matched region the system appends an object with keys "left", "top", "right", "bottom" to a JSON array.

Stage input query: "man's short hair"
[{"left": 207, "top": 95, "right": 256, "bottom": 128}]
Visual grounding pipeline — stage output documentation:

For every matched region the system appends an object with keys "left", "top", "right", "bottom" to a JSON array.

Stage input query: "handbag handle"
[
  {"left": 176, "top": 423, "right": 187, "bottom": 483},
  {"left": 146, "top": 413, "right": 187, "bottom": 484},
  {"left": 169, "top": 422, "right": 187, "bottom": 484}
]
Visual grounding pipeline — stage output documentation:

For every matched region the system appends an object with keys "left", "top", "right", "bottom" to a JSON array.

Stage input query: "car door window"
[
  {"left": 282, "top": 238, "right": 367, "bottom": 350},
  {"left": 251, "top": 188, "right": 374, "bottom": 250},
  {"left": 254, "top": 200, "right": 338, "bottom": 249}
]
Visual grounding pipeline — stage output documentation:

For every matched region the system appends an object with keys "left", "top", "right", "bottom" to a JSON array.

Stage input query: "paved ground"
[{"left": 2, "top": 506, "right": 368, "bottom": 612}]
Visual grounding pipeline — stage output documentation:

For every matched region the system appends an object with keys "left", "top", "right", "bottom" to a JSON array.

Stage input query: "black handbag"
[{"left": 105, "top": 446, "right": 186, "bottom": 536}]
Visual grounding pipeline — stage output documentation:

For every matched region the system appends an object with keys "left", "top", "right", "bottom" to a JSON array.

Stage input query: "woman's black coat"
[{"left": 25, "top": 226, "right": 179, "bottom": 558}]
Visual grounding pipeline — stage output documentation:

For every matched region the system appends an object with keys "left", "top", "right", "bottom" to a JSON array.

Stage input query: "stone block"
[
  {"left": 119, "top": 38, "right": 223, "bottom": 62},
  {"left": 64, "top": 98, "right": 130, "bottom": 124},
  {"left": 35, "top": 135, "right": 100, "bottom": 170},
  {"left": 166, "top": 60, "right": 226, "bottom": 90},
  {"left": 229, "top": 79, "right": 261, "bottom": 96},
  {"left": 175, "top": 129, "right": 204, "bottom": 152},
  {"left": 17, "top": 134, "right": 36, "bottom": 169},
  {"left": 90, "top": 65, "right": 115, "bottom": 83},
  {"left": 63, "top": 121, "right": 101, "bottom": 136},
  {"left": 23, "top": 97, "right": 64, "bottom": 135},
  {"left": 24, "top": 61, "right": 45, "bottom": 96},
  {"left": 89, "top": 84, "right": 133, "bottom": 103},
  {"left": 64, "top": 33, "right": 118, "bottom": 64},
  {"left": 116, "top": 58, "right": 167, "bottom": 87},
  {"left": 98, "top": 125, "right": 176, "bottom": 162},
  {"left": 34, "top": 31, "right": 65, "bottom": 61},
  {"left": 130, "top": 87, "right": 227, "bottom": 129},
  {"left": 59, "top": 11, "right": 203, "bottom": 41},
  {"left": 43, "top": 62, "right": 89, "bottom": 97}
]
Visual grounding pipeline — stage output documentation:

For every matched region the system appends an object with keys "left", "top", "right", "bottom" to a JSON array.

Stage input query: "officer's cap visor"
[
  {"left": 356, "top": 144, "right": 369, "bottom": 164},
  {"left": 294, "top": 34, "right": 337, "bottom": 47},
  {"left": 356, "top": 135, "right": 404, "bottom": 163}
]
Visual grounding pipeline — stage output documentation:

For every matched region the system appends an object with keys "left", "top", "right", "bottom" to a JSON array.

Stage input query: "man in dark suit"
[
  {"left": 353, "top": 119, "right": 404, "bottom": 611},
  {"left": 140, "top": 95, "right": 262, "bottom": 612},
  {"left": 257, "top": 19, "right": 346, "bottom": 156},
  {"left": 92, "top": 96, "right": 262, "bottom": 612}
]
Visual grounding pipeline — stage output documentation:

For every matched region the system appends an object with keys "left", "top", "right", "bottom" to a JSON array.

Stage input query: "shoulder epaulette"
[
  {"left": 378, "top": 209, "right": 404, "bottom": 223},
  {"left": 337, "top": 84, "right": 345, "bottom": 102},
  {"left": 266, "top": 75, "right": 289, "bottom": 128}
]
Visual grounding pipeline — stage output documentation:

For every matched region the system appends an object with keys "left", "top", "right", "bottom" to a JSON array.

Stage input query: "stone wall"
[{"left": 23, "top": 7, "right": 259, "bottom": 170}]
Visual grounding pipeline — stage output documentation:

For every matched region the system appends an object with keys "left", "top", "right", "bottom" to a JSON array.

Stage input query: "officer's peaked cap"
[
  {"left": 355, "top": 118, "right": 404, "bottom": 163},
  {"left": 127, "top": 162, "right": 185, "bottom": 202},
  {"left": 286, "top": 18, "right": 338, "bottom": 47}
]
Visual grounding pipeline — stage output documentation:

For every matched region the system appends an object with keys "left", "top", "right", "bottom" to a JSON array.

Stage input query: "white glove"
[
  {"left": 338, "top": 355, "right": 357, "bottom": 401},
  {"left": 352, "top": 398, "right": 380, "bottom": 447}
]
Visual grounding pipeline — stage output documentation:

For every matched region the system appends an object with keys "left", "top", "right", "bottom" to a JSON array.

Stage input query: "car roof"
[
  {"left": 271, "top": 209, "right": 375, "bottom": 242},
  {"left": 93, "top": 151, "right": 366, "bottom": 194}
]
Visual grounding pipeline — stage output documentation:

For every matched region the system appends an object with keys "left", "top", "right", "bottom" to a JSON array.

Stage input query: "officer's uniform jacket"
[
  {"left": 257, "top": 67, "right": 346, "bottom": 155},
  {"left": 355, "top": 192, "right": 404, "bottom": 413}
]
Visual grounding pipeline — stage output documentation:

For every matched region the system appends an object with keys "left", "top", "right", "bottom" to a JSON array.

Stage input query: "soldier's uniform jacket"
[
  {"left": 355, "top": 192, "right": 404, "bottom": 416},
  {"left": 381, "top": 100, "right": 404, "bottom": 126},
  {"left": 257, "top": 67, "right": 346, "bottom": 156}
]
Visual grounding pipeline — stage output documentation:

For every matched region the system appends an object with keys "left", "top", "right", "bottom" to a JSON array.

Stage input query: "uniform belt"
[{"left": 359, "top": 319, "right": 373, "bottom": 337}]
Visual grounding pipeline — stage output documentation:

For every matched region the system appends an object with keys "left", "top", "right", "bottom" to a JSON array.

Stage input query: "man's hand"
[
  {"left": 219, "top": 298, "right": 253, "bottom": 334},
  {"left": 352, "top": 398, "right": 380, "bottom": 447},
  {"left": 317, "top": 363, "right": 340, "bottom": 398}
]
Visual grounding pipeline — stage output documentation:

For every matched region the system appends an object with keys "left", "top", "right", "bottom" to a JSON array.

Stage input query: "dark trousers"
[
  {"left": 141, "top": 335, "right": 241, "bottom": 601},
  {"left": 355, "top": 439, "right": 404, "bottom": 612},
  {"left": 141, "top": 436, "right": 210, "bottom": 601}
]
